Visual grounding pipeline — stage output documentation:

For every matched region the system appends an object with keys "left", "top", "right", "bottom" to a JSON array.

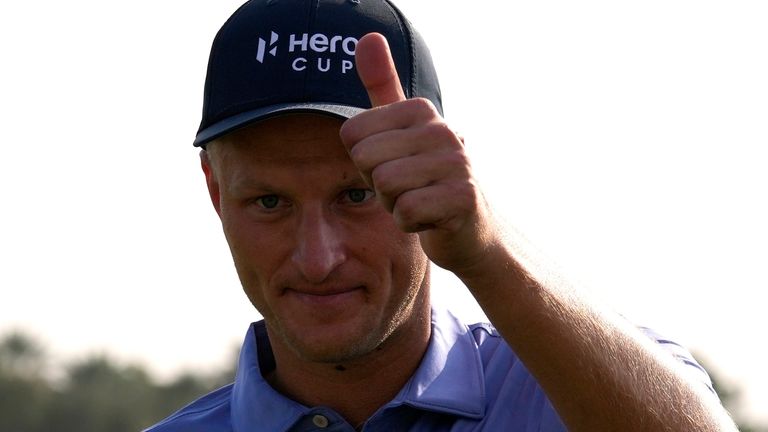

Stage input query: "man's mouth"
[{"left": 286, "top": 286, "right": 365, "bottom": 306}]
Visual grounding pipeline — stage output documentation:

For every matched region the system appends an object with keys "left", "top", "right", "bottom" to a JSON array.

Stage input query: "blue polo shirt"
[{"left": 145, "top": 309, "right": 713, "bottom": 431}]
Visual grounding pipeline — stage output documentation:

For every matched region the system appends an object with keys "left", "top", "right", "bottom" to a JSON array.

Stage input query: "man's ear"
[{"left": 200, "top": 149, "right": 222, "bottom": 218}]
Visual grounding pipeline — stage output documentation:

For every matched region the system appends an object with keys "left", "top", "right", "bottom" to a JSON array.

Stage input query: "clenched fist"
[{"left": 340, "top": 33, "right": 498, "bottom": 277}]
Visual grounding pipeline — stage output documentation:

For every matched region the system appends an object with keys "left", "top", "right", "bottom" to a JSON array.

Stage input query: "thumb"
[{"left": 355, "top": 33, "right": 406, "bottom": 107}]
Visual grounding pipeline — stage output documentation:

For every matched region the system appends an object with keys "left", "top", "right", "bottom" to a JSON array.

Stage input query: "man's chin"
[{"left": 279, "top": 322, "right": 389, "bottom": 364}]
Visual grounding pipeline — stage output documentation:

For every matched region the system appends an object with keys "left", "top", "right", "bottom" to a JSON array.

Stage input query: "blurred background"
[{"left": 1, "top": 1, "right": 765, "bottom": 430}]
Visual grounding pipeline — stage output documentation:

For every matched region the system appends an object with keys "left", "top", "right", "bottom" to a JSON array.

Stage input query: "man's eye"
[
  {"left": 255, "top": 195, "right": 280, "bottom": 209},
  {"left": 345, "top": 189, "right": 374, "bottom": 204}
]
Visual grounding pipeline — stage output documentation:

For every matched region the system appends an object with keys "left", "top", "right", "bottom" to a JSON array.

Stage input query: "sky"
[{"left": 1, "top": 0, "right": 766, "bottom": 425}]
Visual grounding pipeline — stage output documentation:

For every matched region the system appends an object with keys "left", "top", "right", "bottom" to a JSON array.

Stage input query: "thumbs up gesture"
[{"left": 340, "top": 33, "right": 496, "bottom": 277}]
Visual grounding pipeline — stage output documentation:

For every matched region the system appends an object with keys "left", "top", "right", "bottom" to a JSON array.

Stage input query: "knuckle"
[
  {"left": 393, "top": 193, "right": 420, "bottom": 225},
  {"left": 405, "top": 97, "right": 439, "bottom": 119},
  {"left": 437, "top": 149, "right": 472, "bottom": 176},
  {"left": 425, "top": 121, "right": 457, "bottom": 141},
  {"left": 371, "top": 165, "right": 395, "bottom": 195},
  {"left": 409, "top": 97, "right": 437, "bottom": 112},
  {"left": 457, "top": 152, "right": 473, "bottom": 173},
  {"left": 418, "top": 120, "right": 463, "bottom": 151},
  {"left": 455, "top": 182, "right": 479, "bottom": 211},
  {"left": 348, "top": 142, "right": 366, "bottom": 165},
  {"left": 338, "top": 120, "right": 359, "bottom": 147},
  {"left": 349, "top": 140, "right": 379, "bottom": 173}
]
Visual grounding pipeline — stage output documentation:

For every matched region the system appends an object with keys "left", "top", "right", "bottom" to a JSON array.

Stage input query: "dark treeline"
[
  {"left": 0, "top": 330, "right": 235, "bottom": 432},
  {"left": 0, "top": 329, "right": 765, "bottom": 431}
]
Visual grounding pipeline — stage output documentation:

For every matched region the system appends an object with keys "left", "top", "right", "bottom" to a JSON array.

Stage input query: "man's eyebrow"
[
  {"left": 337, "top": 176, "right": 369, "bottom": 189},
  {"left": 225, "top": 173, "right": 370, "bottom": 197},
  {"left": 225, "top": 175, "right": 276, "bottom": 195}
]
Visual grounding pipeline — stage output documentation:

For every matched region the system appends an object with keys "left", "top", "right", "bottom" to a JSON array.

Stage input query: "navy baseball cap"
[{"left": 194, "top": 0, "right": 443, "bottom": 148}]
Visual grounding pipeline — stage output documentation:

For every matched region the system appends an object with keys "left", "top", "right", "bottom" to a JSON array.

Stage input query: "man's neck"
[{"left": 265, "top": 305, "right": 432, "bottom": 427}]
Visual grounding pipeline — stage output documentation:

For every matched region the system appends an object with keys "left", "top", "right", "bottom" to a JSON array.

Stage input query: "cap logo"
[
  {"left": 255, "top": 31, "right": 359, "bottom": 74},
  {"left": 256, "top": 31, "right": 279, "bottom": 63}
]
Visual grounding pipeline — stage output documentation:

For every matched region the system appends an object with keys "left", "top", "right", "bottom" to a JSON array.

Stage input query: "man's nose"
[{"left": 292, "top": 208, "right": 347, "bottom": 283}]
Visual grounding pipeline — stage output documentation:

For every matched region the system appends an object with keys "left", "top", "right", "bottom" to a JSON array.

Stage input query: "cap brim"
[{"left": 193, "top": 103, "right": 366, "bottom": 148}]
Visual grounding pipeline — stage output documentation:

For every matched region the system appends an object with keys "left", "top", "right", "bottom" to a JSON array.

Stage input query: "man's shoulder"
[
  {"left": 143, "top": 384, "right": 234, "bottom": 432},
  {"left": 458, "top": 312, "right": 716, "bottom": 396}
]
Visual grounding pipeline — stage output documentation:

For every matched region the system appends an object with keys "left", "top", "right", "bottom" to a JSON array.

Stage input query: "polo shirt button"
[{"left": 312, "top": 414, "right": 329, "bottom": 428}]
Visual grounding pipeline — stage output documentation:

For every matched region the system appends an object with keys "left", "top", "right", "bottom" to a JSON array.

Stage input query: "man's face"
[{"left": 203, "top": 114, "right": 430, "bottom": 364}]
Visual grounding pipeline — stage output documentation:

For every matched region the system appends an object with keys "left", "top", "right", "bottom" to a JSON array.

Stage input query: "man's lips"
[{"left": 285, "top": 286, "right": 365, "bottom": 306}]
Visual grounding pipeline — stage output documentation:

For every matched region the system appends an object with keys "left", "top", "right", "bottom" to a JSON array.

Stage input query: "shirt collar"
[
  {"left": 230, "top": 322, "right": 309, "bottom": 432},
  {"left": 230, "top": 308, "right": 486, "bottom": 431},
  {"left": 390, "top": 308, "right": 486, "bottom": 419}
]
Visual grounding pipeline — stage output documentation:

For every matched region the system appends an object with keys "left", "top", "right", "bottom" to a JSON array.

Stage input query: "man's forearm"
[{"left": 457, "top": 226, "right": 738, "bottom": 432}]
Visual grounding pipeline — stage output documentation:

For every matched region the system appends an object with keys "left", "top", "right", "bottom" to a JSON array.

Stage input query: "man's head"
[
  {"left": 201, "top": 114, "right": 430, "bottom": 363},
  {"left": 197, "top": 0, "right": 444, "bottom": 364}
]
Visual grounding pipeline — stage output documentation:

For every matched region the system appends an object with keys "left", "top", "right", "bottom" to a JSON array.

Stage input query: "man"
[{"left": 147, "top": 0, "right": 737, "bottom": 430}]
